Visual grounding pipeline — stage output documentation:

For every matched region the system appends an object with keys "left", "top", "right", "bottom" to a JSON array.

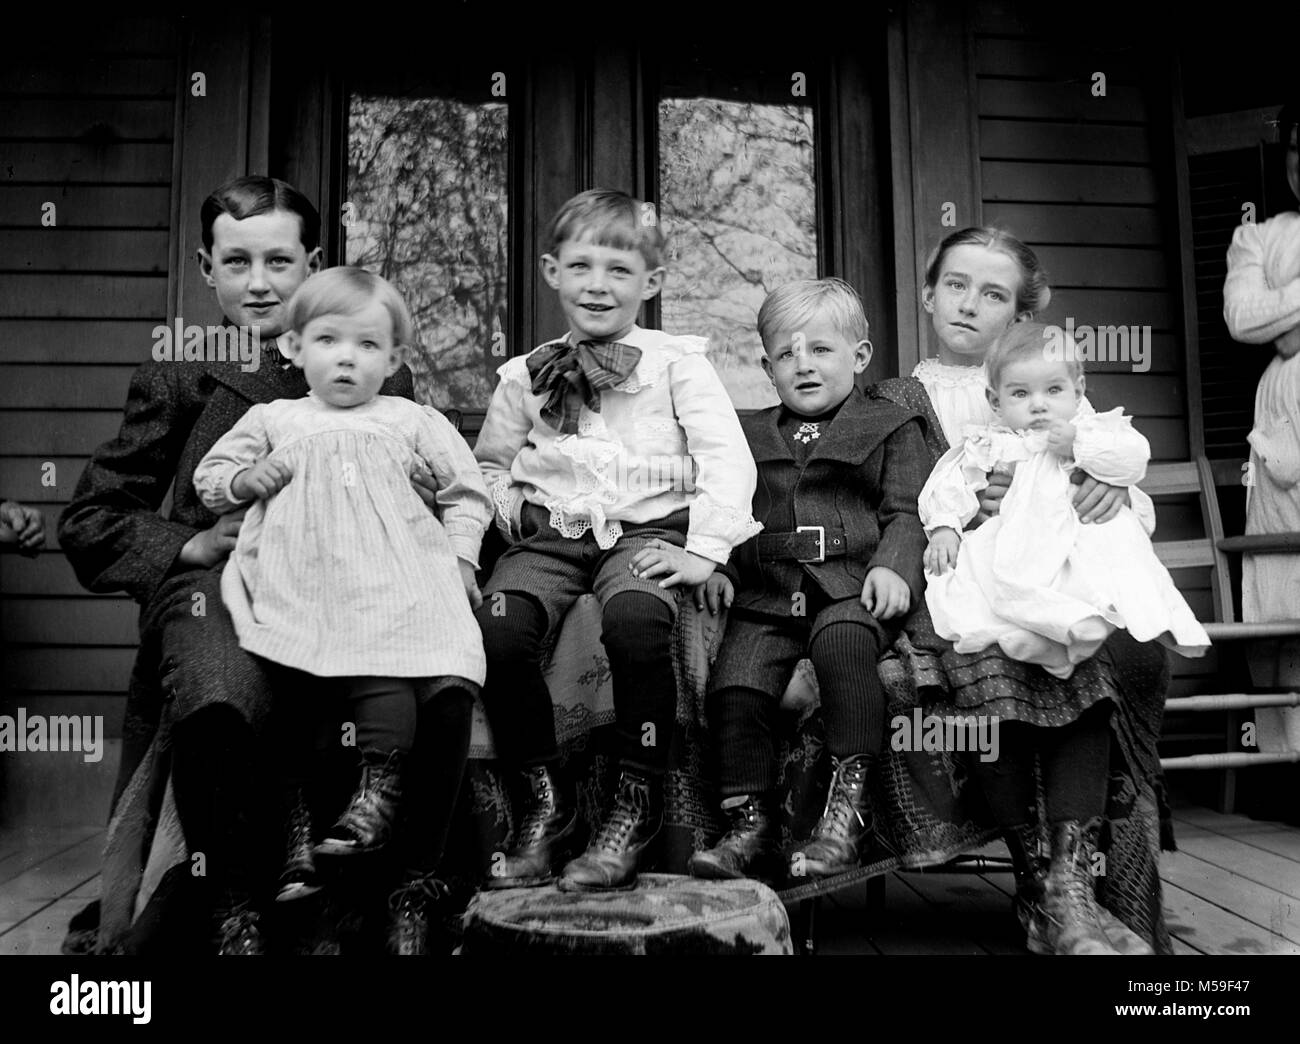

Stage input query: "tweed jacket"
[
  {"left": 726, "top": 385, "right": 929, "bottom": 617},
  {"left": 59, "top": 332, "right": 415, "bottom": 613}
]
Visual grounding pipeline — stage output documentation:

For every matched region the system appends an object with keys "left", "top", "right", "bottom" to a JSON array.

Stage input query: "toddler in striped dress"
[{"left": 194, "top": 268, "right": 492, "bottom": 914}]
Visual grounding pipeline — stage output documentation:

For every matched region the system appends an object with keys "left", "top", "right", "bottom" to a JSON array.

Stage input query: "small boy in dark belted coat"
[{"left": 688, "top": 278, "right": 930, "bottom": 882}]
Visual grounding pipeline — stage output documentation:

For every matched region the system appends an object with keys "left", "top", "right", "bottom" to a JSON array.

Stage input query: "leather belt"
[{"left": 756, "top": 525, "right": 847, "bottom": 564}]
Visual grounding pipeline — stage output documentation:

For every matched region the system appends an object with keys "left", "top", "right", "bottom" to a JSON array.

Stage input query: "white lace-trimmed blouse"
[{"left": 474, "top": 325, "right": 762, "bottom": 564}]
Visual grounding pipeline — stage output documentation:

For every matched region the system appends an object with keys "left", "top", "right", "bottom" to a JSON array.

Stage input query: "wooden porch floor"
[{"left": 1, "top": 804, "right": 1296, "bottom": 955}]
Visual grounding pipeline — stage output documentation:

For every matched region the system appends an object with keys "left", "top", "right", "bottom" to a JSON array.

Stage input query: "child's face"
[
  {"left": 761, "top": 318, "right": 871, "bottom": 416},
  {"left": 922, "top": 244, "right": 1024, "bottom": 362},
  {"left": 988, "top": 356, "right": 1083, "bottom": 431},
  {"left": 198, "top": 209, "right": 321, "bottom": 340},
  {"left": 540, "top": 233, "right": 664, "bottom": 344},
  {"left": 288, "top": 299, "right": 402, "bottom": 408}
]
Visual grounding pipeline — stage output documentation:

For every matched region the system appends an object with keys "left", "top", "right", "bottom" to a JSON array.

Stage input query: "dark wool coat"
[{"left": 726, "top": 385, "right": 929, "bottom": 617}]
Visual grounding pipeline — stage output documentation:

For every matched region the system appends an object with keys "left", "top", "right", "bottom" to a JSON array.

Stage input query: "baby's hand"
[
  {"left": 1045, "top": 419, "right": 1076, "bottom": 458},
  {"left": 861, "top": 566, "right": 910, "bottom": 619},
  {"left": 0, "top": 500, "right": 45, "bottom": 556},
  {"left": 410, "top": 464, "right": 439, "bottom": 510},
  {"left": 459, "top": 559, "right": 483, "bottom": 610},
  {"left": 924, "top": 527, "right": 961, "bottom": 575},
  {"left": 629, "top": 540, "right": 715, "bottom": 589},
  {"left": 231, "top": 459, "right": 291, "bottom": 501}
]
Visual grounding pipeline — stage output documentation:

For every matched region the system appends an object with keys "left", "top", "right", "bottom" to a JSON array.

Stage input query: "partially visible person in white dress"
[
  {"left": 920, "top": 322, "right": 1210, "bottom": 678},
  {"left": 194, "top": 268, "right": 492, "bottom": 926},
  {"left": 1223, "top": 103, "right": 1300, "bottom": 751}
]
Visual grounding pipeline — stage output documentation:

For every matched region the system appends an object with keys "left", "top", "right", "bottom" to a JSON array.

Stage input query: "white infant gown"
[
  {"left": 920, "top": 403, "right": 1210, "bottom": 678},
  {"left": 193, "top": 393, "right": 492, "bottom": 681}
]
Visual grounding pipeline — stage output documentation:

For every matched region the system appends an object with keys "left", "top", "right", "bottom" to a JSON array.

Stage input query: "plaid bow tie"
[{"left": 527, "top": 339, "right": 643, "bottom": 434}]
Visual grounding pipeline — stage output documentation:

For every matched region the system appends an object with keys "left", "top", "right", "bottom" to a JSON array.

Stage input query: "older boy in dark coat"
[
  {"left": 58, "top": 177, "right": 428, "bottom": 954},
  {"left": 688, "top": 279, "right": 929, "bottom": 882}
]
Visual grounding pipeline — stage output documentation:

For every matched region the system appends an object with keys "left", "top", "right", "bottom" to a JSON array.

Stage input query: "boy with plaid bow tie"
[{"left": 473, "top": 189, "right": 761, "bottom": 891}]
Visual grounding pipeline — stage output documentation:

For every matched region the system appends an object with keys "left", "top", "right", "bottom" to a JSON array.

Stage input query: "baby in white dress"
[
  {"left": 921, "top": 321, "right": 1209, "bottom": 678},
  {"left": 194, "top": 267, "right": 492, "bottom": 886}
]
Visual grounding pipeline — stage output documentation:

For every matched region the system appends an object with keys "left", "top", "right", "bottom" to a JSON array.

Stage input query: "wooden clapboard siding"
[
  {"left": 0, "top": 19, "right": 179, "bottom": 808},
  {"left": 970, "top": 13, "right": 1187, "bottom": 477}
]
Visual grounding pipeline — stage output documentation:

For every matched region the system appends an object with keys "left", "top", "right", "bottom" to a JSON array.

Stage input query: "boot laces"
[
  {"left": 518, "top": 771, "right": 557, "bottom": 841},
  {"left": 816, "top": 762, "right": 867, "bottom": 835},
  {"left": 718, "top": 804, "right": 759, "bottom": 846},
  {"left": 388, "top": 875, "right": 449, "bottom": 923},
  {"left": 594, "top": 786, "right": 648, "bottom": 853},
  {"left": 217, "top": 903, "right": 261, "bottom": 954},
  {"left": 336, "top": 758, "right": 400, "bottom": 839}
]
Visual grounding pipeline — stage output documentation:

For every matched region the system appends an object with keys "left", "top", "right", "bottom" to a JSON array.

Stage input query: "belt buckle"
[{"left": 796, "top": 525, "right": 825, "bottom": 563}]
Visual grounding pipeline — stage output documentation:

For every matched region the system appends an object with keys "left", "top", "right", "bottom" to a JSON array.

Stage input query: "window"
[
  {"left": 345, "top": 90, "right": 507, "bottom": 411},
  {"left": 656, "top": 58, "right": 818, "bottom": 408}
]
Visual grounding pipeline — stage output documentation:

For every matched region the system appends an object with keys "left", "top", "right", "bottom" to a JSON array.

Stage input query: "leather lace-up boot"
[
  {"left": 790, "top": 754, "right": 874, "bottom": 879},
  {"left": 214, "top": 898, "right": 264, "bottom": 955},
  {"left": 1003, "top": 823, "right": 1047, "bottom": 948},
  {"left": 386, "top": 873, "right": 450, "bottom": 956},
  {"left": 558, "top": 769, "right": 661, "bottom": 891},
  {"left": 688, "top": 794, "right": 781, "bottom": 880},
  {"left": 485, "top": 763, "right": 577, "bottom": 889},
  {"left": 276, "top": 786, "right": 322, "bottom": 902},
  {"left": 315, "top": 750, "right": 404, "bottom": 858},
  {"left": 1037, "top": 819, "right": 1120, "bottom": 955}
]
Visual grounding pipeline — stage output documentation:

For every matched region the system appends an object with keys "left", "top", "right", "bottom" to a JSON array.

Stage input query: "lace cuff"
[
  {"left": 490, "top": 476, "right": 523, "bottom": 544},
  {"left": 688, "top": 493, "right": 763, "bottom": 564}
]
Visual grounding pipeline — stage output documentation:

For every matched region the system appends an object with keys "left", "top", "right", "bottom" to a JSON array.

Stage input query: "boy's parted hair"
[
  {"left": 549, "top": 189, "right": 666, "bottom": 269},
  {"left": 985, "top": 321, "right": 1084, "bottom": 390},
  {"left": 286, "top": 267, "right": 415, "bottom": 347},
  {"left": 756, "top": 277, "right": 870, "bottom": 351},
  {"left": 201, "top": 175, "right": 321, "bottom": 254},
  {"left": 924, "top": 226, "right": 1051, "bottom": 317}
]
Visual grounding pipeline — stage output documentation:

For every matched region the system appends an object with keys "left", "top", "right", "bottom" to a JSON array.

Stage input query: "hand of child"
[
  {"left": 458, "top": 559, "right": 483, "bottom": 610},
  {"left": 1070, "top": 470, "right": 1129, "bottom": 524},
  {"left": 923, "top": 527, "right": 961, "bottom": 575},
  {"left": 178, "top": 509, "right": 246, "bottom": 568},
  {"left": 410, "top": 464, "right": 439, "bottom": 510},
  {"left": 1045, "top": 419, "right": 1077, "bottom": 458},
  {"left": 231, "top": 459, "right": 291, "bottom": 502},
  {"left": 629, "top": 540, "right": 715, "bottom": 589},
  {"left": 861, "top": 566, "right": 910, "bottom": 619},
  {"left": 974, "top": 469, "right": 1012, "bottom": 526},
  {"left": 0, "top": 500, "right": 45, "bottom": 556},
  {"left": 690, "top": 571, "right": 734, "bottom": 615}
]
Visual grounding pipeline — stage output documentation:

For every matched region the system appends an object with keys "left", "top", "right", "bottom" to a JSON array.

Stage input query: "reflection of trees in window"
[
  {"left": 659, "top": 99, "right": 816, "bottom": 408},
  {"left": 346, "top": 96, "right": 507, "bottom": 410}
]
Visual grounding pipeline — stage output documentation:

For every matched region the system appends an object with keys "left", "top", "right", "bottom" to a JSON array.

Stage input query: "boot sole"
[
  {"left": 555, "top": 876, "right": 639, "bottom": 893},
  {"left": 483, "top": 874, "right": 556, "bottom": 890},
  {"left": 688, "top": 856, "right": 783, "bottom": 882},
  {"left": 276, "top": 881, "right": 323, "bottom": 903},
  {"left": 312, "top": 840, "right": 389, "bottom": 860}
]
